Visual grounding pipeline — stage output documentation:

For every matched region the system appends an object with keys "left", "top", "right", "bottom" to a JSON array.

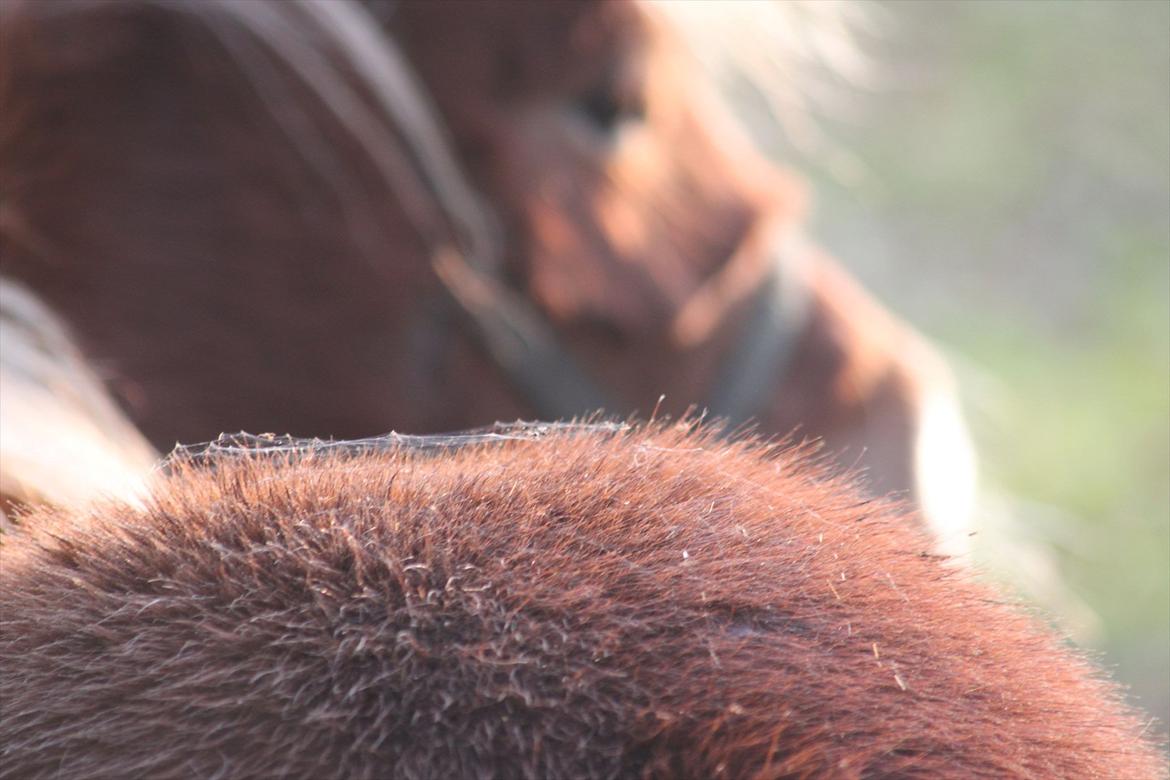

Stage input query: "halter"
[
  {"left": 433, "top": 238, "right": 811, "bottom": 424},
  {"left": 300, "top": 0, "right": 812, "bottom": 425}
]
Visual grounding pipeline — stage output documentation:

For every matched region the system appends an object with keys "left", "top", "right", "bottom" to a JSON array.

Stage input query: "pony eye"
[{"left": 573, "top": 76, "right": 645, "bottom": 135}]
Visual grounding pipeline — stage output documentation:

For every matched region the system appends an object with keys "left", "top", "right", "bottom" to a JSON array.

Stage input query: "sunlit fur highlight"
[
  {"left": 1, "top": 425, "right": 1162, "bottom": 779},
  {"left": 0, "top": 279, "right": 157, "bottom": 526}
]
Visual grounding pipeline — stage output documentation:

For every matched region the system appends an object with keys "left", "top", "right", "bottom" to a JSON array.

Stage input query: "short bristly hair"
[{"left": 0, "top": 424, "right": 1162, "bottom": 779}]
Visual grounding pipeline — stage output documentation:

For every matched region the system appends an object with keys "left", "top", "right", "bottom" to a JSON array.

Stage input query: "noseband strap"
[
  {"left": 432, "top": 239, "right": 811, "bottom": 427},
  {"left": 431, "top": 250, "right": 615, "bottom": 420},
  {"left": 704, "top": 235, "right": 811, "bottom": 424}
]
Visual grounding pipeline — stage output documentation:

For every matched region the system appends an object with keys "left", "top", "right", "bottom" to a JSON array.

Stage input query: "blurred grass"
[
  {"left": 947, "top": 239, "right": 1169, "bottom": 734},
  {"left": 739, "top": 0, "right": 1169, "bottom": 733}
]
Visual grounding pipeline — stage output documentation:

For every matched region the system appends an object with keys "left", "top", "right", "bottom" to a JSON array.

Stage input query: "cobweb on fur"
[{"left": 163, "top": 421, "right": 631, "bottom": 469}]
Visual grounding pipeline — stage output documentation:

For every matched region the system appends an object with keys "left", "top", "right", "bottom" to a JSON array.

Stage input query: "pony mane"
[
  {"left": 1, "top": 424, "right": 1162, "bottom": 778},
  {"left": 647, "top": 0, "right": 874, "bottom": 167}
]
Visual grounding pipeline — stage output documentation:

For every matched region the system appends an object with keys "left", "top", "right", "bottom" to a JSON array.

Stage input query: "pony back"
[{"left": 1, "top": 425, "right": 1162, "bottom": 778}]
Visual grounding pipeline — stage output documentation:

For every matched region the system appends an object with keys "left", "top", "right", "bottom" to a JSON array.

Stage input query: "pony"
[
  {"left": 0, "top": 0, "right": 973, "bottom": 550},
  {"left": 0, "top": 423, "right": 1162, "bottom": 778}
]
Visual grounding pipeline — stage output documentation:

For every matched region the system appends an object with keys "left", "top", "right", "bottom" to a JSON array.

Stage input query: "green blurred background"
[{"left": 741, "top": 0, "right": 1168, "bottom": 736}]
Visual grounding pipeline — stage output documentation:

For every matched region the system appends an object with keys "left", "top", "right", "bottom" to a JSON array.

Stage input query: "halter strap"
[
  {"left": 704, "top": 234, "right": 812, "bottom": 423},
  {"left": 432, "top": 240, "right": 812, "bottom": 427},
  {"left": 431, "top": 250, "right": 615, "bottom": 420}
]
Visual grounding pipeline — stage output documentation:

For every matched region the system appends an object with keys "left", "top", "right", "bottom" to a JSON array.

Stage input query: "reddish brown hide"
[
  {"left": 0, "top": 424, "right": 1162, "bottom": 779},
  {"left": 0, "top": 0, "right": 968, "bottom": 537}
]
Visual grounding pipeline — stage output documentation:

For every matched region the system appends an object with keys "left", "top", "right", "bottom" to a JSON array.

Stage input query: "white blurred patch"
[
  {"left": 0, "top": 279, "right": 158, "bottom": 523},
  {"left": 915, "top": 387, "right": 977, "bottom": 559}
]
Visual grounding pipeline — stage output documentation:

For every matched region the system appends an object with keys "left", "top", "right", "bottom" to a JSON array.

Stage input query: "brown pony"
[
  {"left": 0, "top": 423, "right": 1162, "bottom": 778},
  {"left": 0, "top": 0, "right": 971, "bottom": 547}
]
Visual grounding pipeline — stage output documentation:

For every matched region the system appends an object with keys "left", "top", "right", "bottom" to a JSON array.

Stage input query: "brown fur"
[
  {"left": 0, "top": 0, "right": 971, "bottom": 539},
  {"left": 0, "top": 425, "right": 1162, "bottom": 779}
]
